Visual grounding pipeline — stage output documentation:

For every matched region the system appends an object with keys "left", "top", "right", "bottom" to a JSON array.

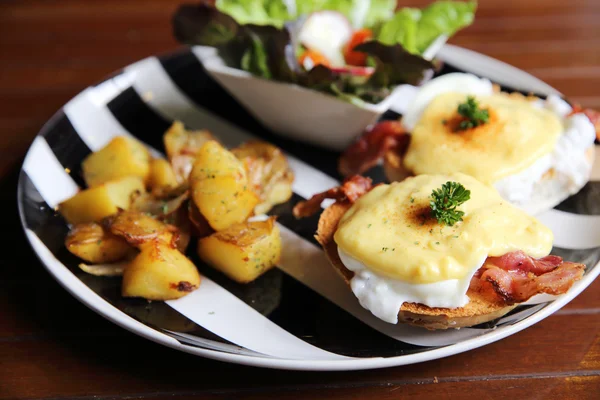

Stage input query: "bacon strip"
[
  {"left": 486, "top": 251, "right": 563, "bottom": 275},
  {"left": 338, "top": 121, "right": 409, "bottom": 177},
  {"left": 293, "top": 175, "right": 372, "bottom": 218},
  {"left": 570, "top": 104, "right": 600, "bottom": 141},
  {"left": 470, "top": 251, "right": 585, "bottom": 305}
]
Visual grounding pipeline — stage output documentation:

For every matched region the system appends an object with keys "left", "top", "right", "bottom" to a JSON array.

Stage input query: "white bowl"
[{"left": 191, "top": 44, "right": 436, "bottom": 151}]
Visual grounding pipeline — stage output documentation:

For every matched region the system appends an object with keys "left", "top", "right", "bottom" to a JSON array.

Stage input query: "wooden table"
[{"left": 2, "top": 0, "right": 599, "bottom": 398}]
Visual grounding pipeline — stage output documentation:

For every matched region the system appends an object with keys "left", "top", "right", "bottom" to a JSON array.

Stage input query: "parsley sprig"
[
  {"left": 430, "top": 182, "right": 471, "bottom": 226},
  {"left": 456, "top": 96, "right": 489, "bottom": 130}
]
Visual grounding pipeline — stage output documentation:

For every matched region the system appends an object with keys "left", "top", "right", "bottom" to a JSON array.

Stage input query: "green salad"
[{"left": 173, "top": 0, "right": 477, "bottom": 105}]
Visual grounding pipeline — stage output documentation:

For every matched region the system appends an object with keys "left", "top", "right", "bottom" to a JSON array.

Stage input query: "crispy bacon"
[
  {"left": 486, "top": 251, "right": 563, "bottom": 275},
  {"left": 293, "top": 175, "right": 372, "bottom": 218},
  {"left": 470, "top": 251, "right": 585, "bottom": 304},
  {"left": 338, "top": 121, "right": 409, "bottom": 177},
  {"left": 569, "top": 104, "right": 600, "bottom": 141}
]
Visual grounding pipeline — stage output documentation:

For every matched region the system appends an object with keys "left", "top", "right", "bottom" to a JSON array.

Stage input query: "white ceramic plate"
[{"left": 17, "top": 44, "right": 600, "bottom": 371}]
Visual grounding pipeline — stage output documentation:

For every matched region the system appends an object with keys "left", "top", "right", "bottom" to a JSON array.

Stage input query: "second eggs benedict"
[
  {"left": 294, "top": 173, "right": 585, "bottom": 329},
  {"left": 339, "top": 73, "right": 598, "bottom": 215}
]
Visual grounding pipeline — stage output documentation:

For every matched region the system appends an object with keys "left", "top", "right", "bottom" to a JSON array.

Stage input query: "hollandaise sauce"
[{"left": 402, "top": 92, "right": 564, "bottom": 183}]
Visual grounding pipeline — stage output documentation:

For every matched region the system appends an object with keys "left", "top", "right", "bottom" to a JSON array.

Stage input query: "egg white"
[
  {"left": 338, "top": 247, "right": 486, "bottom": 324},
  {"left": 401, "top": 73, "right": 596, "bottom": 213}
]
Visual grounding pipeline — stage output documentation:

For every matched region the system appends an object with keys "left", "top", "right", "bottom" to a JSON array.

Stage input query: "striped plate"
[{"left": 17, "top": 44, "right": 600, "bottom": 371}]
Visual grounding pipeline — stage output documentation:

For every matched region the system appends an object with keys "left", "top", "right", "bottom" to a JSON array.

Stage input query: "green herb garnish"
[
  {"left": 430, "top": 181, "right": 471, "bottom": 226},
  {"left": 455, "top": 96, "right": 489, "bottom": 131}
]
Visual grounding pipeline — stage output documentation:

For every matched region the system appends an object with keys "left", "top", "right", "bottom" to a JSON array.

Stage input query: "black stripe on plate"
[
  {"left": 380, "top": 109, "right": 402, "bottom": 121},
  {"left": 20, "top": 171, "right": 71, "bottom": 252},
  {"left": 269, "top": 193, "right": 321, "bottom": 247},
  {"left": 159, "top": 50, "right": 343, "bottom": 179},
  {"left": 18, "top": 171, "right": 242, "bottom": 352},
  {"left": 40, "top": 111, "right": 91, "bottom": 188},
  {"left": 106, "top": 87, "right": 172, "bottom": 152}
]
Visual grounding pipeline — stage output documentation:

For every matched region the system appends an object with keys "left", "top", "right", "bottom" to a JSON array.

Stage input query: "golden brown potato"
[
  {"left": 188, "top": 200, "right": 214, "bottom": 238},
  {"left": 128, "top": 189, "right": 191, "bottom": 252},
  {"left": 58, "top": 176, "right": 145, "bottom": 225},
  {"left": 82, "top": 136, "right": 151, "bottom": 187},
  {"left": 104, "top": 210, "right": 181, "bottom": 249},
  {"left": 232, "top": 141, "right": 294, "bottom": 215},
  {"left": 122, "top": 242, "right": 201, "bottom": 300},
  {"left": 197, "top": 217, "right": 281, "bottom": 283},
  {"left": 189, "top": 140, "right": 259, "bottom": 231},
  {"left": 149, "top": 158, "right": 179, "bottom": 192},
  {"left": 163, "top": 121, "right": 217, "bottom": 182},
  {"left": 65, "top": 222, "right": 131, "bottom": 263}
]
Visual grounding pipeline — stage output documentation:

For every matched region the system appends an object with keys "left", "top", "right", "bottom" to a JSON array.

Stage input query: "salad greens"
[
  {"left": 215, "top": 0, "right": 397, "bottom": 29},
  {"left": 377, "top": 0, "right": 477, "bottom": 54},
  {"left": 173, "top": 1, "right": 477, "bottom": 105},
  {"left": 174, "top": 2, "right": 435, "bottom": 105},
  {"left": 215, "top": 1, "right": 476, "bottom": 56}
]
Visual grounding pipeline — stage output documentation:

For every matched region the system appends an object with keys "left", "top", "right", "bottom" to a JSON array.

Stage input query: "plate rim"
[{"left": 16, "top": 44, "right": 600, "bottom": 371}]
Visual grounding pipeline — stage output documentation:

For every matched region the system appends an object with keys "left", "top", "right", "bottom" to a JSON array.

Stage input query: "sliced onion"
[{"left": 78, "top": 261, "right": 128, "bottom": 277}]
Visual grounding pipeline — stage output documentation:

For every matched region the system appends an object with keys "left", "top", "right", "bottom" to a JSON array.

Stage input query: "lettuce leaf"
[
  {"left": 215, "top": 0, "right": 397, "bottom": 29},
  {"left": 361, "top": 0, "right": 398, "bottom": 29},
  {"left": 376, "top": 8, "right": 421, "bottom": 53},
  {"left": 415, "top": 0, "right": 477, "bottom": 53},
  {"left": 354, "top": 41, "right": 435, "bottom": 88},
  {"left": 215, "top": 0, "right": 292, "bottom": 27},
  {"left": 173, "top": 3, "right": 435, "bottom": 105},
  {"left": 376, "top": 0, "right": 477, "bottom": 55}
]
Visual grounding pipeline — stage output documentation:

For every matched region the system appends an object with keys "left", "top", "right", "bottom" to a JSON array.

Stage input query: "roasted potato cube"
[
  {"left": 197, "top": 217, "right": 281, "bottom": 283},
  {"left": 190, "top": 140, "right": 258, "bottom": 231},
  {"left": 65, "top": 222, "right": 131, "bottom": 263},
  {"left": 164, "top": 121, "right": 217, "bottom": 182},
  {"left": 122, "top": 242, "right": 201, "bottom": 300},
  {"left": 82, "top": 136, "right": 151, "bottom": 187},
  {"left": 148, "top": 158, "right": 179, "bottom": 192},
  {"left": 191, "top": 176, "right": 258, "bottom": 232},
  {"left": 58, "top": 176, "right": 145, "bottom": 224},
  {"left": 232, "top": 141, "right": 294, "bottom": 215},
  {"left": 104, "top": 210, "right": 181, "bottom": 249}
]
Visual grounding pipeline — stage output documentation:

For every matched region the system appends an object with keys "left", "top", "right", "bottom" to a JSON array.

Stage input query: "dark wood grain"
[
  {"left": 1, "top": 0, "right": 599, "bottom": 398},
  {"left": 1, "top": 314, "right": 599, "bottom": 399}
]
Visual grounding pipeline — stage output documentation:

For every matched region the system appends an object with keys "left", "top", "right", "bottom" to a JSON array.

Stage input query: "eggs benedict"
[
  {"left": 294, "top": 173, "right": 585, "bottom": 329},
  {"left": 339, "top": 73, "right": 599, "bottom": 215}
]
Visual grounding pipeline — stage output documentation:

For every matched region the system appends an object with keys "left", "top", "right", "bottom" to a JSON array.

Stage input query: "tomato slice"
[
  {"left": 329, "top": 66, "right": 375, "bottom": 76},
  {"left": 343, "top": 28, "right": 373, "bottom": 66}
]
